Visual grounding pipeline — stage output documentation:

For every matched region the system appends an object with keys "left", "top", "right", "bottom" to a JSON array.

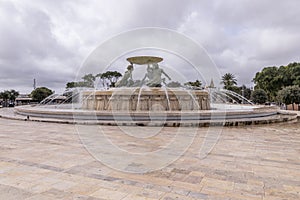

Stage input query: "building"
[{"left": 15, "top": 94, "right": 33, "bottom": 106}]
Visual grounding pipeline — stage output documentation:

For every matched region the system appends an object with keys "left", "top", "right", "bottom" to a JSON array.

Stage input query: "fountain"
[
  {"left": 14, "top": 56, "right": 297, "bottom": 126},
  {"left": 82, "top": 56, "right": 209, "bottom": 112}
]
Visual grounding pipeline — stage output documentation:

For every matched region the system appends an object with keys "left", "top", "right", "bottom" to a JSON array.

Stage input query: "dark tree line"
[
  {"left": 220, "top": 62, "right": 300, "bottom": 109},
  {"left": 31, "top": 87, "right": 54, "bottom": 102},
  {"left": 1, "top": 62, "right": 299, "bottom": 107},
  {"left": 0, "top": 87, "right": 56, "bottom": 105},
  {"left": 66, "top": 71, "right": 122, "bottom": 89},
  {"left": 253, "top": 62, "right": 300, "bottom": 101},
  {"left": 0, "top": 89, "right": 19, "bottom": 107}
]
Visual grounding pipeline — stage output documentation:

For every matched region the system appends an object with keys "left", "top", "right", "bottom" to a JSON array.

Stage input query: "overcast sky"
[{"left": 1, "top": 0, "right": 299, "bottom": 94}]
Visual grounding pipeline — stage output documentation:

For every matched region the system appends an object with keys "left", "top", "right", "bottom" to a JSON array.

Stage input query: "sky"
[{"left": 0, "top": 0, "right": 299, "bottom": 94}]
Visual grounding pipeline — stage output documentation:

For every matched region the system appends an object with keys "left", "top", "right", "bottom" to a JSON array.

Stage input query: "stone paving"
[{"left": 0, "top": 118, "right": 299, "bottom": 199}]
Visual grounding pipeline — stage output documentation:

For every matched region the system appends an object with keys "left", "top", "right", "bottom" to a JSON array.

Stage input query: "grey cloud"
[
  {"left": 177, "top": 1, "right": 300, "bottom": 85},
  {"left": 0, "top": 1, "right": 77, "bottom": 93},
  {"left": 0, "top": 0, "right": 299, "bottom": 93}
]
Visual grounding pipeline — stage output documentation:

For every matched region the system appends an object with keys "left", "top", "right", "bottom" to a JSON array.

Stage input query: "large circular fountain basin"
[
  {"left": 12, "top": 88, "right": 298, "bottom": 126},
  {"left": 14, "top": 103, "right": 295, "bottom": 127}
]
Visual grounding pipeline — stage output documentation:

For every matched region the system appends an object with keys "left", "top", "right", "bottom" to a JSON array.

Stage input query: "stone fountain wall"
[{"left": 81, "top": 88, "right": 210, "bottom": 111}]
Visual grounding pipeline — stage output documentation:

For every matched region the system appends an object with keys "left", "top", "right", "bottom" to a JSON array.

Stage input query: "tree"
[
  {"left": 66, "top": 82, "right": 76, "bottom": 89},
  {"left": 184, "top": 80, "right": 202, "bottom": 89},
  {"left": 223, "top": 85, "right": 252, "bottom": 103},
  {"left": 66, "top": 71, "right": 122, "bottom": 89},
  {"left": 253, "top": 62, "right": 300, "bottom": 101},
  {"left": 8, "top": 89, "right": 19, "bottom": 101},
  {"left": 100, "top": 71, "right": 122, "bottom": 87},
  {"left": 0, "top": 89, "right": 19, "bottom": 107},
  {"left": 287, "top": 63, "right": 300, "bottom": 86},
  {"left": 0, "top": 91, "right": 10, "bottom": 107},
  {"left": 82, "top": 74, "right": 96, "bottom": 88},
  {"left": 251, "top": 89, "right": 268, "bottom": 104},
  {"left": 221, "top": 73, "right": 237, "bottom": 90},
  {"left": 66, "top": 74, "right": 96, "bottom": 89},
  {"left": 31, "top": 87, "right": 53, "bottom": 102},
  {"left": 277, "top": 85, "right": 300, "bottom": 110},
  {"left": 95, "top": 73, "right": 105, "bottom": 88},
  {"left": 228, "top": 85, "right": 240, "bottom": 94},
  {"left": 238, "top": 85, "right": 251, "bottom": 100},
  {"left": 253, "top": 67, "right": 281, "bottom": 101}
]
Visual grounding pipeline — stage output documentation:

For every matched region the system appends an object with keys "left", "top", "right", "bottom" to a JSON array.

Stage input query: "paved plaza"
[{"left": 0, "top": 117, "right": 299, "bottom": 200}]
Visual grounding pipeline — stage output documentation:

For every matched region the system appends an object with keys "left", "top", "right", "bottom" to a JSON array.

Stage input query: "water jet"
[{"left": 14, "top": 56, "right": 297, "bottom": 126}]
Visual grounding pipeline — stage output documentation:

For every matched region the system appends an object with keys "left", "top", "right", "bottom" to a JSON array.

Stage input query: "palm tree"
[
  {"left": 221, "top": 73, "right": 237, "bottom": 90},
  {"left": 8, "top": 89, "right": 19, "bottom": 102}
]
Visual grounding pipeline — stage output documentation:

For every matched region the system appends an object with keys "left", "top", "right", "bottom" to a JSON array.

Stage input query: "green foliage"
[
  {"left": 66, "top": 74, "right": 96, "bottom": 89},
  {"left": 0, "top": 89, "right": 19, "bottom": 106},
  {"left": 253, "top": 62, "right": 300, "bottom": 101},
  {"left": 66, "top": 71, "right": 122, "bottom": 89},
  {"left": 184, "top": 80, "right": 202, "bottom": 89},
  {"left": 221, "top": 73, "right": 237, "bottom": 90},
  {"left": 82, "top": 74, "right": 96, "bottom": 87},
  {"left": 100, "top": 71, "right": 122, "bottom": 87},
  {"left": 229, "top": 85, "right": 252, "bottom": 100},
  {"left": 239, "top": 85, "right": 252, "bottom": 100},
  {"left": 31, "top": 87, "right": 53, "bottom": 102},
  {"left": 0, "top": 91, "right": 9, "bottom": 100},
  {"left": 221, "top": 85, "right": 252, "bottom": 104},
  {"left": 251, "top": 89, "right": 268, "bottom": 104},
  {"left": 66, "top": 81, "right": 93, "bottom": 88},
  {"left": 8, "top": 89, "right": 19, "bottom": 101},
  {"left": 227, "top": 85, "right": 240, "bottom": 94},
  {"left": 66, "top": 82, "right": 76, "bottom": 89},
  {"left": 277, "top": 85, "right": 300, "bottom": 110}
]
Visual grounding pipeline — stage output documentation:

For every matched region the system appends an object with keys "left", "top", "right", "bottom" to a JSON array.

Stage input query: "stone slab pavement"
[{"left": 0, "top": 118, "right": 299, "bottom": 199}]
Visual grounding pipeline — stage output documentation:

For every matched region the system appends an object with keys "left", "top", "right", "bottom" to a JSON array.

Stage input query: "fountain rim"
[{"left": 14, "top": 104, "right": 281, "bottom": 120}]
